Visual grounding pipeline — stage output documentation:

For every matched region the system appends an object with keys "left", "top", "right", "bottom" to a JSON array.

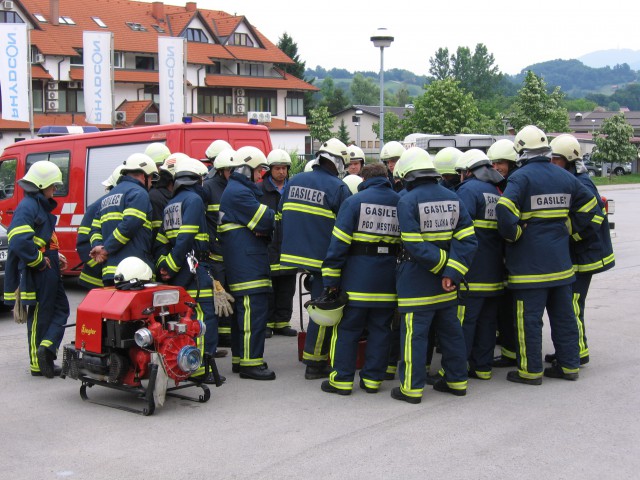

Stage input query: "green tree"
[
  {"left": 351, "top": 73, "right": 380, "bottom": 105},
  {"left": 429, "top": 47, "right": 451, "bottom": 80},
  {"left": 308, "top": 106, "right": 334, "bottom": 149},
  {"left": 563, "top": 98, "right": 597, "bottom": 112},
  {"left": 607, "top": 101, "right": 621, "bottom": 112},
  {"left": 336, "top": 119, "right": 351, "bottom": 145},
  {"left": 276, "top": 32, "right": 315, "bottom": 115},
  {"left": 509, "top": 70, "right": 569, "bottom": 132},
  {"left": 406, "top": 78, "right": 480, "bottom": 134},
  {"left": 326, "top": 87, "right": 350, "bottom": 114},
  {"left": 592, "top": 113, "right": 636, "bottom": 176},
  {"left": 372, "top": 111, "right": 413, "bottom": 142}
]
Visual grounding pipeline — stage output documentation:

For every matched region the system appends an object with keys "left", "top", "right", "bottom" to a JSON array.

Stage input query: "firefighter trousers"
[
  {"left": 513, "top": 285, "right": 580, "bottom": 379},
  {"left": 461, "top": 296, "right": 499, "bottom": 378},
  {"left": 573, "top": 274, "right": 592, "bottom": 360},
  {"left": 27, "top": 254, "right": 69, "bottom": 373},
  {"left": 496, "top": 288, "right": 516, "bottom": 360},
  {"left": 267, "top": 273, "right": 297, "bottom": 329},
  {"left": 328, "top": 306, "right": 393, "bottom": 392},
  {"left": 191, "top": 301, "right": 217, "bottom": 377},
  {"left": 231, "top": 293, "right": 269, "bottom": 367},
  {"left": 302, "top": 273, "right": 333, "bottom": 365},
  {"left": 399, "top": 306, "right": 467, "bottom": 399}
]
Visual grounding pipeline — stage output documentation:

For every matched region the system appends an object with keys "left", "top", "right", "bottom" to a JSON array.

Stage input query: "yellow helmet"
[
  {"left": 487, "top": 139, "right": 517, "bottom": 163},
  {"left": 434, "top": 147, "right": 463, "bottom": 175},
  {"left": 394, "top": 147, "right": 438, "bottom": 180},
  {"left": 205, "top": 139, "right": 233, "bottom": 160},
  {"left": 342, "top": 174, "right": 363, "bottom": 194},
  {"left": 305, "top": 290, "right": 348, "bottom": 327},
  {"left": 550, "top": 134, "right": 582, "bottom": 162},
  {"left": 380, "top": 141, "right": 405, "bottom": 162},
  {"left": 514, "top": 125, "right": 548, "bottom": 154},
  {"left": 19, "top": 161, "right": 63, "bottom": 192},
  {"left": 144, "top": 143, "right": 171, "bottom": 165}
]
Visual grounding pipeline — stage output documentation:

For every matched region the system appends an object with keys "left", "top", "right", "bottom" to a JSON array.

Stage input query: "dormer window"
[
  {"left": 59, "top": 16, "right": 76, "bottom": 25},
  {"left": 185, "top": 28, "right": 208, "bottom": 43},
  {"left": 92, "top": 17, "right": 107, "bottom": 28},
  {"left": 229, "top": 33, "right": 254, "bottom": 47},
  {"left": 126, "top": 21, "right": 147, "bottom": 32},
  {"left": 33, "top": 13, "right": 47, "bottom": 23},
  {"left": 152, "top": 24, "right": 165, "bottom": 33}
]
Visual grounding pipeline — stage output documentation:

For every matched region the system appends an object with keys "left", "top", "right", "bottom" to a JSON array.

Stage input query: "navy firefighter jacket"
[
  {"left": 219, "top": 172, "right": 275, "bottom": 296},
  {"left": 455, "top": 176, "right": 504, "bottom": 297},
  {"left": 496, "top": 157, "right": 602, "bottom": 289},
  {"left": 396, "top": 179, "right": 478, "bottom": 313},
  {"left": 279, "top": 164, "right": 351, "bottom": 272},
  {"left": 321, "top": 176, "right": 401, "bottom": 308}
]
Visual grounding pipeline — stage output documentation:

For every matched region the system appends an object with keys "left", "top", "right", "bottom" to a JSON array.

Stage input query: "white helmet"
[
  {"left": 174, "top": 157, "right": 208, "bottom": 188},
  {"left": 347, "top": 145, "right": 365, "bottom": 164},
  {"left": 144, "top": 143, "right": 171, "bottom": 165},
  {"left": 304, "top": 290, "right": 348, "bottom": 327},
  {"left": 342, "top": 174, "right": 363, "bottom": 194},
  {"left": 434, "top": 147, "right": 463, "bottom": 175},
  {"left": 457, "top": 149, "right": 491, "bottom": 172},
  {"left": 304, "top": 159, "right": 318, "bottom": 172},
  {"left": 114, "top": 257, "right": 153, "bottom": 290},
  {"left": 317, "top": 138, "right": 348, "bottom": 175},
  {"left": 550, "top": 134, "right": 582, "bottom": 162},
  {"left": 19, "top": 161, "right": 63, "bottom": 192},
  {"left": 267, "top": 149, "right": 292, "bottom": 167},
  {"left": 101, "top": 165, "right": 125, "bottom": 188},
  {"left": 380, "top": 141, "right": 405, "bottom": 163},
  {"left": 205, "top": 139, "right": 232, "bottom": 160},
  {"left": 394, "top": 147, "right": 439, "bottom": 181},
  {"left": 514, "top": 125, "right": 548, "bottom": 154},
  {"left": 161, "top": 152, "right": 190, "bottom": 177},
  {"left": 487, "top": 139, "right": 517, "bottom": 163},
  {"left": 213, "top": 149, "right": 236, "bottom": 170},
  {"left": 234, "top": 146, "right": 269, "bottom": 180},
  {"left": 122, "top": 153, "right": 158, "bottom": 177}
]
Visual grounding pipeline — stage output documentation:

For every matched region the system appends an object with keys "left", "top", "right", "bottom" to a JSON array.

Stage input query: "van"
[{"left": 0, "top": 122, "right": 272, "bottom": 274}]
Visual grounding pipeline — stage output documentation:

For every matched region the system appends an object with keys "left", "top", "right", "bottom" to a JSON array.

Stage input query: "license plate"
[{"left": 0, "top": 250, "right": 7, "bottom": 261}]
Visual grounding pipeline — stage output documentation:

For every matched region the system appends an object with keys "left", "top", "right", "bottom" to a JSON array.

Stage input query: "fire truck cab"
[{"left": 0, "top": 122, "right": 273, "bottom": 274}]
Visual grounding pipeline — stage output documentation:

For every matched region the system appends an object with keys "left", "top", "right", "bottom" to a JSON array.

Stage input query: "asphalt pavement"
[{"left": 0, "top": 184, "right": 638, "bottom": 480}]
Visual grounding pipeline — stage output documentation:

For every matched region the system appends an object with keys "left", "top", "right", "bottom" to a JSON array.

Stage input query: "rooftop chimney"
[
  {"left": 152, "top": 1, "right": 164, "bottom": 21},
  {"left": 50, "top": 0, "right": 59, "bottom": 26},
  {"left": 185, "top": 2, "right": 197, "bottom": 12}
]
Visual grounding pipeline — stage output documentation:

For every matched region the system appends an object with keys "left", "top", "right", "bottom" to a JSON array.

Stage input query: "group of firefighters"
[{"left": 4, "top": 123, "right": 614, "bottom": 405}]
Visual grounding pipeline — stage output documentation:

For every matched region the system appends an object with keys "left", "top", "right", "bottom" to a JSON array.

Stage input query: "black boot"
[
  {"left": 305, "top": 364, "right": 331, "bottom": 380},
  {"left": 273, "top": 326, "right": 297, "bottom": 337},
  {"left": 321, "top": 380, "right": 351, "bottom": 396},
  {"left": 493, "top": 355, "right": 517, "bottom": 368},
  {"left": 37, "top": 346, "right": 57, "bottom": 379},
  {"left": 265, "top": 327, "right": 273, "bottom": 339},
  {"left": 544, "top": 363, "right": 579, "bottom": 381},
  {"left": 506, "top": 370, "right": 542, "bottom": 385},
  {"left": 433, "top": 378, "right": 466, "bottom": 396},
  {"left": 359, "top": 378, "right": 378, "bottom": 394},
  {"left": 239, "top": 364, "right": 276, "bottom": 380},
  {"left": 390, "top": 387, "right": 421, "bottom": 404}
]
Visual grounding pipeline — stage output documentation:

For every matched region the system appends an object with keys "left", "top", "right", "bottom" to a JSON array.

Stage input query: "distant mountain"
[{"left": 579, "top": 49, "right": 640, "bottom": 70}]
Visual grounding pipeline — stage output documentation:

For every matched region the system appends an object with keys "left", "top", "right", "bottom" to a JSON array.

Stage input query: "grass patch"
[{"left": 592, "top": 173, "right": 640, "bottom": 185}]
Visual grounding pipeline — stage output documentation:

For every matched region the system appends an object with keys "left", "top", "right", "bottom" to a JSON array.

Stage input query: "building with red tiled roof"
[{"left": 0, "top": 0, "right": 318, "bottom": 153}]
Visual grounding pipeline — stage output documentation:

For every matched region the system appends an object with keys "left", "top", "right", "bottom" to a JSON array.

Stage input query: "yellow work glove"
[{"left": 213, "top": 280, "right": 235, "bottom": 317}]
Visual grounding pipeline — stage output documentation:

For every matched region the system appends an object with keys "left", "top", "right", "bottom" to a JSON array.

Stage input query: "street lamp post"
[
  {"left": 371, "top": 28, "right": 393, "bottom": 156},
  {"left": 353, "top": 108, "right": 363, "bottom": 148}
]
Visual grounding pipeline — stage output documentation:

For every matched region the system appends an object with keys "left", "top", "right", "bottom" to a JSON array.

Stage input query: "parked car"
[
  {"left": 583, "top": 153, "right": 632, "bottom": 176},
  {"left": 0, "top": 224, "right": 7, "bottom": 303},
  {"left": 583, "top": 160, "right": 602, "bottom": 177}
]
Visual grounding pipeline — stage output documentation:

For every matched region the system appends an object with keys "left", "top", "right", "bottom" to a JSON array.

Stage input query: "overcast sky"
[{"left": 143, "top": 0, "right": 636, "bottom": 76}]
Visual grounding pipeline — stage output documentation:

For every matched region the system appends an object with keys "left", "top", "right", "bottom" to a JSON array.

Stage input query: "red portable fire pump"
[{"left": 62, "top": 270, "right": 215, "bottom": 415}]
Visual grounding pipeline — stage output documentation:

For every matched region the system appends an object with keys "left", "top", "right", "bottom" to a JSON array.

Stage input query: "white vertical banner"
[
  {"left": 158, "top": 36, "right": 185, "bottom": 124},
  {"left": 83, "top": 31, "right": 113, "bottom": 124},
  {"left": 0, "top": 23, "right": 30, "bottom": 122}
]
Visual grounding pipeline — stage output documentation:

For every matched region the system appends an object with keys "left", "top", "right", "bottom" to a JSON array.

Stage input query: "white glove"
[{"left": 213, "top": 280, "right": 235, "bottom": 317}]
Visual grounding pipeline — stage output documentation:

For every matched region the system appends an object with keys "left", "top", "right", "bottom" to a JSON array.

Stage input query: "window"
[
  {"left": 143, "top": 85, "right": 159, "bottom": 104},
  {"left": 247, "top": 90, "right": 276, "bottom": 115},
  {"left": 135, "top": 56, "right": 154, "bottom": 70},
  {"left": 126, "top": 21, "right": 146, "bottom": 32},
  {"left": 151, "top": 24, "right": 165, "bottom": 33},
  {"left": 185, "top": 28, "right": 208, "bottom": 43},
  {"left": 92, "top": 17, "right": 107, "bottom": 28},
  {"left": 114, "top": 52, "right": 124, "bottom": 69},
  {"left": 60, "top": 16, "right": 76, "bottom": 25},
  {"left": 205, "top": 62, "right": 221, "bottom": 74},
  {"left": 198, "top": 88, "right": 233, "bottom": 115},
  {"left": 25, "top": 152, "right": 71, "bottom": 197},
  {"left": 56, "top": 84, "right": 84, "bottom": 113},
  {"left": 247, "top": 64, "right": 264, "bottom": 76},
  {"left": 286, "top": 92, "right": 304, "bottom": 116},
  {"left": 229, "top": 33, "right": 254, "bottom": 47},
  {"left": 70, "top": 49, "right": 82, "bottom": 66},
  {"left": 0, "top": 11, "right": 23, "bottom": 23},
  {"left": 34, "top": 13, "right": 47, "bottom": 23},
  {"left": 0, "top": 159, "right": 17, "bottom": 200},
  {"left": 32, "top": 81, "right": 44, "bottom": 113}
]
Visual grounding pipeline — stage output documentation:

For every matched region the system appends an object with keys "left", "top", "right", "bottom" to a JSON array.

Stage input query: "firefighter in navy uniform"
[
  {"left": 434, "top": 147, "right": 463, "bottom": 191},
  {"left": 392, "top": 147, "right": 477, "bottom": 404},
  {"left": 454, "top": 149, "right": 505, "bottom": 380},
  {"left": 346, "top": 145, "right": 366, "bottom": 176},
  {"left": 487, "top": 139, "right": 520, "bottom": 368},
  {"left": 380, "top": 141, "right": 405, "bottom": 193},
  {"left": 496, "top": 125, "right": 602, "bottom": 385},
  {"left": 203, "top": 148, "right": 236, "bottom": 351},
  {"left": 155, "top": 157, "right": 230, "bottom": 383},
  {"left": 548, "top": 134, "right": 615, "bottom": 365},
  {"left": 89, "top": 153, "right": 157, "bottom": 285},
  {"left": 4, "top": 161, "right": 70, "bottom": 378},
  {"left": 76, "top": 165, "right": 123, "bottom": 289},
  {"left": 279, "top": 138, "right": 352, "bottom": 380},
  {"left": 219, "top": 146, "right": 276, "bottom": 380},
  {"left": 203, "top": 139, "right": 232, "bottom": 172},
  {"left": 261, "top": 149, "right": 298, "bottom": 338},
  {"left": 149, "top": 152, "right": 188, "bottom": 242},
  {"left": 319, "top": 162, "right": 400, "bottom": 395}
]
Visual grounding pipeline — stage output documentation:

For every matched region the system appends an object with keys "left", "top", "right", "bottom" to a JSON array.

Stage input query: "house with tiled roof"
[{"left": 0, "top": 0, "right": 318, "bottom": 152}]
